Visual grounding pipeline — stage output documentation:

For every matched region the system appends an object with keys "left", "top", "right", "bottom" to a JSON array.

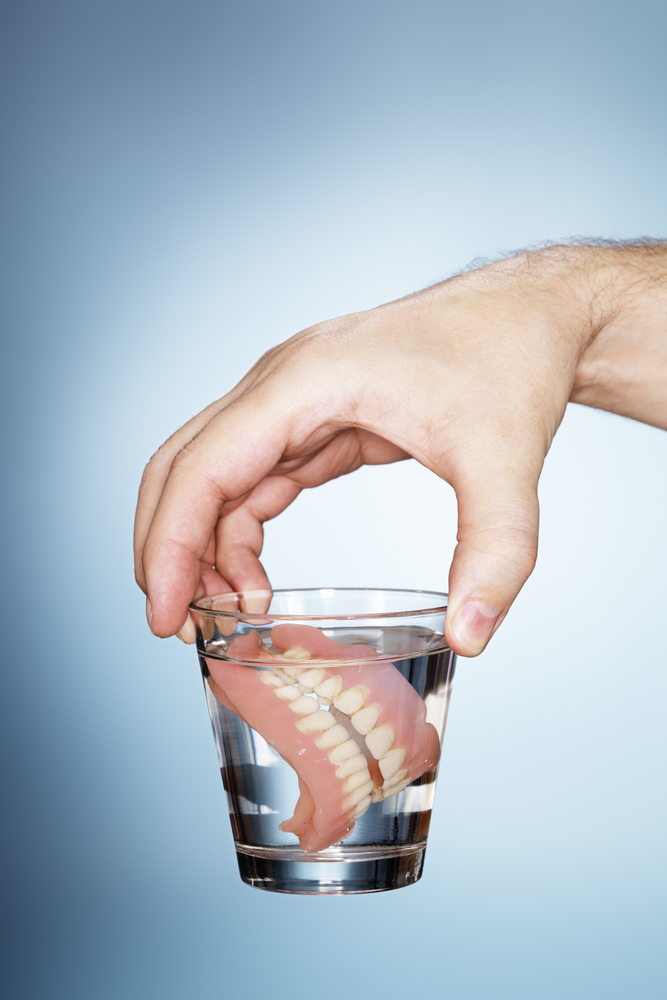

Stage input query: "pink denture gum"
[{"left": 205, "top": 624, "right": 440, "bottom": 853}]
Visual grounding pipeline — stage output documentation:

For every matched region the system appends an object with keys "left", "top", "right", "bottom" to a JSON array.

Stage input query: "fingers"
[
  {"left": 134, "top": 353, "right": 275, "bottom": 592},
  {"left": 210, "top": 432, "right": 408, "bottom": 596},
  {"left": 134, "top": 396, "right": 231, "bottom": 592},
  {"left": 135, "top": 335, "right": 337, "bottom": 599},
  {"left": 215, "top": 476, "right": 302, "bottom": 594},
  {"left": 142, "top": 395, "right": 290, "bottom": 638},
  {"left": 444, "top": 459, "right": 540, "bottom": 657}
]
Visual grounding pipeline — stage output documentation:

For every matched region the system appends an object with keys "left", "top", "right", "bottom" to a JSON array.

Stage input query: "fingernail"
[
  {"left": 240, "top": 590, "right": 272, "bottom": 614},
  {"left": 449, "top": 600, "right": 500, "bottom": 656},
  {"left": 176, "top": 612, "right": 197, "bottom": 645},
  {"left": 146, "top": 597, "right": 154, "bottom": 633}
]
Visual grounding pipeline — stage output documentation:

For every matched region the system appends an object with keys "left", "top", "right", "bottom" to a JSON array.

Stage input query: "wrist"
[{"left": 570, "top": 244, "right": 667, "bottom": 428}]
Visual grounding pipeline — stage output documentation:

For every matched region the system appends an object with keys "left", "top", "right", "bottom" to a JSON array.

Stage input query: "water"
[{"left": 199, "top": 628, "right": 455, "bottom": 893}]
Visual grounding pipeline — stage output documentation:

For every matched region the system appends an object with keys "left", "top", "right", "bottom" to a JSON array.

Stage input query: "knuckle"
[
  {"left": 170, "top": 442, "right": 195, "bottom": 470},
  {"left": 465, "top": 524, "right": 538, "bottom": 583},
  {"left": 170, "top": 431, "right": 213, "bottom": 472},
  {"left": 266, "top": 315, "right": 363, "bottom": 369},
  {"left": 500, "top": 530, "right": 538, "bottom": 577},
  {"left": 138, "top": 440, "right": 173, "bottom": 494}
]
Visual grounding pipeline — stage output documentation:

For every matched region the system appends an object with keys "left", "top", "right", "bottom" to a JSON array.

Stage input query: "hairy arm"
[{"left": 570, "top": 243, "right": 667, "bottom": 428}]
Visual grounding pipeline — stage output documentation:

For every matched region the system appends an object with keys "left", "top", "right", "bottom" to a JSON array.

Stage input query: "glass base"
[{"left": 235, "top": 842, "right": 426, "bottom": 894}]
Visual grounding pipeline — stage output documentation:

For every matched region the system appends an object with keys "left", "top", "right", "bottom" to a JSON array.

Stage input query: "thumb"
[{"left": 445, "top": 467, "right": 539, "bottom": 656}]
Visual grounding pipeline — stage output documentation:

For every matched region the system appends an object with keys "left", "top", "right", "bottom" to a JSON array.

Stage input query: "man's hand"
[{"left": 134, "top": 243, "right": 667, "bottom": 655}]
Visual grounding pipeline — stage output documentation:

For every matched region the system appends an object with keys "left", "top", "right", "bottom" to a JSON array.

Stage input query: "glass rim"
[{"left": 189, "top": 586, "right": 449, "bottom": 622}]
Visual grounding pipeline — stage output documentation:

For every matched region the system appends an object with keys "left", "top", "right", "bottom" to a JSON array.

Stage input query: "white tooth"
[
  {"left": 338, "top": 755, "right": 368, "bottom": 779},
  {"left": 351, "top": 795, "right": 372, "bottom": 820},
  {"left": 381, "top": 778, "right": 410, "bottom": 798},
  {"left": 282, "top": 664, "right": 307, "bottom": 680},
  {"left": 333, "top": 687, "right": 366, "bottom": 715},
  {"left": 297, "top": 668, "right": 327, "bottom": 690},
  {"left": 282, "top": 646, "right": 312, "bottom": 660},
  {"left": 328, "top": 739, "right": 362, "bottom": 764},
  {"left": 314, "top": 675, "right": 343, "bottom": 700},
  {"left": 260, "top": 671, "right": 285, "bottom": 688},
  {"left": 382, "top": 768, "right": 408, "bottom": 790},
  {"left": 295, "top": 711, "right": 336, "bottom": 734},
  {"left": 350, "top": 705, "right": 380, "bottom": 735},
  {"left": 315, "top": 724, "right": 351, "bottom": 748},
  {"left": 342, "top": 779, "right": 375, "bottom": 810},
  {"left": 288, "top": 695, "right": 320, "bottom": 716},
  {"left": 370, "top": 787, "right": 384, "bottom": 803},
  {"left": 272, "top": 666, "right": 287, "bottom": 680},
  {"left": 343, "top": 768, "right": 371, "bottom": 794},
  {"left": 317, "top": 696, "right": 333, "bottom": 706},
  {"left": 379, "top": 748, "right": 407, "bottom": 779},
  {"left": 365, "top": 725, "right": 395, "bottom": 759},
  {"left": 274, "top": 685, "right": 301, "bottom": 702}
]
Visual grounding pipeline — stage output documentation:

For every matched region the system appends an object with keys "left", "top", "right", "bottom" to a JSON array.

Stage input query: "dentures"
[{"left": 205, "top": 624, "right": 440, "bottom": 853}]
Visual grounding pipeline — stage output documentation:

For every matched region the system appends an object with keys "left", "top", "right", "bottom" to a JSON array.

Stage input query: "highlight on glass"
[{"left": 190, "top": 588, "right": 456, "bottom": 894}]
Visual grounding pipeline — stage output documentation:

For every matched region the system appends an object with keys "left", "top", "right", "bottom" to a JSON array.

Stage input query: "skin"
[{"left": 134, "top": 243, "right": 667, "bottom": 656}]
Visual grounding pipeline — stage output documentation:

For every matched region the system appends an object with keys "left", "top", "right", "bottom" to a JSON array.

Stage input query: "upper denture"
[{"left": 207, "top": 623, "right": 441, "bottom": 852}]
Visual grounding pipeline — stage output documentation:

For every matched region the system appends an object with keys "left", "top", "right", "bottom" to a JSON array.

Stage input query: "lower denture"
[{"left": 205, "top": 624, "right": 440, "bottom": 853}]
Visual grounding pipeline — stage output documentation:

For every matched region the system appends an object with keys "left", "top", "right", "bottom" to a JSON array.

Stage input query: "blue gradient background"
[{"left": 2, "top": 2, "right": 666, "bottom": 997}]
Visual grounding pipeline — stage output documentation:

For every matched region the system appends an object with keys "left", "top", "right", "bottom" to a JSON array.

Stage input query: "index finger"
[
  {"left": 142, "top": 393, "right": 289, "bottom": 637},
  {"left": 134, "top": 396, "right": 237, "bottom": 592}
]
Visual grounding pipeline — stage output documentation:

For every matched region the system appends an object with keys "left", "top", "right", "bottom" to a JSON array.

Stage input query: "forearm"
[{"left": 570, "top": 243, "right": 667, "bottom": 429}]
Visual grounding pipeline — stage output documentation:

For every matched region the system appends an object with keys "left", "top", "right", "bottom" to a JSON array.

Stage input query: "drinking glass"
[{"left": 190, "top": 588, "right": 455, "bottom": 894}]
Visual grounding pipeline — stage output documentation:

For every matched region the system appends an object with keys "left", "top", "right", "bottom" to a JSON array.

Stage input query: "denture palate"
[{"left": 205, "top": 624, "right": 440, "bottom": 853}]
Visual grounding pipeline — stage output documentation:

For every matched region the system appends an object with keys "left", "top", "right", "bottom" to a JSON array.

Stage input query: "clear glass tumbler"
[{"left": 190, "top": 588, "right": 455, "bottom": 894}]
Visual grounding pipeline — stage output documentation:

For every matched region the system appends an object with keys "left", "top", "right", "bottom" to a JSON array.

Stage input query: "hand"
[{"left": 134, "top": 243, "right": 667, "bottom": 655}]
